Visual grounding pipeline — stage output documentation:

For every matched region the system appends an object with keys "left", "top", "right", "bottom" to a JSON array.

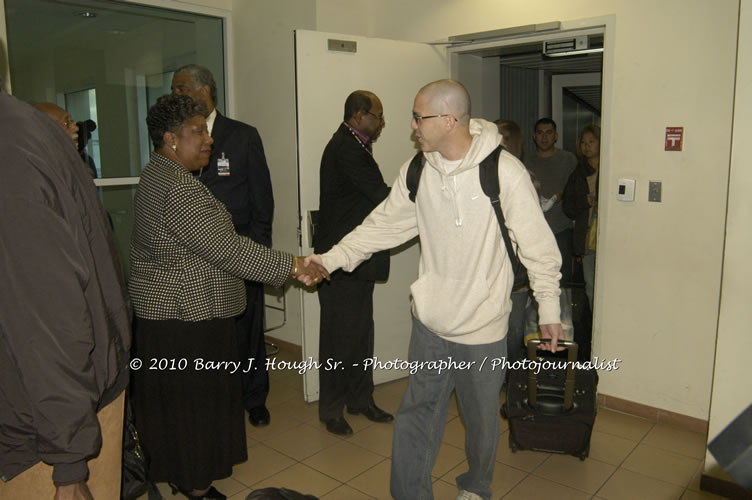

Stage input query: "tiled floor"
[{"left": 140, "top": 349, "right": 721, "bottom": 500}]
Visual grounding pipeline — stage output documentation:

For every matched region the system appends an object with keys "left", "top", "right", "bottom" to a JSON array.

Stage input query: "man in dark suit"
[
  {"left": 314, "top": 90, "right": 393, "bottom": 435},
  {"left": 172, "top": 64, "right": 275, "bottom": 427}
]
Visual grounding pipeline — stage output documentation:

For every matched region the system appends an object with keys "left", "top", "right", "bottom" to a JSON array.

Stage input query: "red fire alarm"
[{"left": 665, "top": 127, "right": 684, "bottom": 151}]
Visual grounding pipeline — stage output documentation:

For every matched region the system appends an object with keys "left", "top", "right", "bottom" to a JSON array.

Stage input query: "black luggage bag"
[{"left": 503, "top": 339, "right": 597, "bottom": 460}]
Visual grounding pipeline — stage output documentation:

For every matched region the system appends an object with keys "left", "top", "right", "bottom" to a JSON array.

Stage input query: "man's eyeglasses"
[
  {"left": 366, "top": 111, "right": 384, "bottom": 122},
  {"left": 412, "top": 112, "right": 451, "bottom": 123}
]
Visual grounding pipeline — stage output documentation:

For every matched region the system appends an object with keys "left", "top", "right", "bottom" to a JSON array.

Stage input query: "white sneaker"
[{"left": 455, "top": 490, "right": 483, "bottom": 500}]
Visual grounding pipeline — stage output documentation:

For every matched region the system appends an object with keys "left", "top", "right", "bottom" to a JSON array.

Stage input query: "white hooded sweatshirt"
[{"left": 321, "top": 119, "right": 561, "bottom": 345}]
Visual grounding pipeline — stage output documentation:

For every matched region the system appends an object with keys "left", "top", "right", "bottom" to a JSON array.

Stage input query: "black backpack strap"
[
  {"left": 406, "top": 151, "right": 425, "bottom": 202},
  {"left": 479, "top": 145, "right": 522, "bottom": 272}
]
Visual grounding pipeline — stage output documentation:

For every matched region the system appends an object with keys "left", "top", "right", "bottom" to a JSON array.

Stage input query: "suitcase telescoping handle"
[{"left": 526, "top": 339, "right": 578, "bottom": 412}]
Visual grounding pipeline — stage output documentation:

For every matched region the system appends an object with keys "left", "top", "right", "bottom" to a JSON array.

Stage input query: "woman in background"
[
  {"left": 563, "top": 124, "right": 601, "bottom": 310},
  {"left": 130, "top": 94, "right": 326, "bottom": 499}
]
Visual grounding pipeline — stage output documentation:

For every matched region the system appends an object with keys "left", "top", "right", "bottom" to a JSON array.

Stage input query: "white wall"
[
  {"left": 1, "top": 0, "right": 742, "bottom": 421},
  {"left": 313, "top": 0, "right": 739, "bottom": 419},
  {"left": 230, "top": 0, "right": 317, "bottom": 346},
  {"left": 704, "top": 0, "right": 751, "bottom": 482}
]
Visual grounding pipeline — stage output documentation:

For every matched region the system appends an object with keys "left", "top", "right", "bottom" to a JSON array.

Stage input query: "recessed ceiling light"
[{"left": 78, "top": 11, "right": 97, "bottom": 18}]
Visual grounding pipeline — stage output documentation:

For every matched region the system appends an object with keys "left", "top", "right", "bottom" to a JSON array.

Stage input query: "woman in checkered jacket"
[{"left": 129, "top": 94, "right": 326, "bottom": 500}]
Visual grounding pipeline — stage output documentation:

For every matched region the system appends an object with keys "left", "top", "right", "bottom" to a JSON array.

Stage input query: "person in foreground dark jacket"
[{"left": 0, "top": 82, "right": 132, "bottom": 499}]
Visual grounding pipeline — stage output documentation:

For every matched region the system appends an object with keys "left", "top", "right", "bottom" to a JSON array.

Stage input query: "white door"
[{"left": 295, "top": 29, "right": 448, "bottom": 402}]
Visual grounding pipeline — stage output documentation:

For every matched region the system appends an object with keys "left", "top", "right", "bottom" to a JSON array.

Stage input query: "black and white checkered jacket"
[{"left": 129, "top": 153, "right": 293, "bottom": 321}]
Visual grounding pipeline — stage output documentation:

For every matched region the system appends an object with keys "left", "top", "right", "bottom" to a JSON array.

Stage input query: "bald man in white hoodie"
[{"left": 308, "top": 80, "right": 564, "bottom": 500}]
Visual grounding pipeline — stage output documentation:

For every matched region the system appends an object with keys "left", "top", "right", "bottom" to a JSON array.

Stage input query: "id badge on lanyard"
[{"left": 217, "top": 152, "right": 230, "bottom": 176}]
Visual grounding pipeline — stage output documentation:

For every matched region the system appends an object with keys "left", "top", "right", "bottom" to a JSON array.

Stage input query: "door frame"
[{"left": 446, "top": 15, "right": 615, "bottom": 357}]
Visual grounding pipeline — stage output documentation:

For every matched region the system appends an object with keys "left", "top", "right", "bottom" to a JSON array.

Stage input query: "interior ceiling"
[
  {"left": 6, "top": 0, "right": 603, "bottom": 111},
  {"left": 4, "top": 0, "right": 199, "bottom": 57}
]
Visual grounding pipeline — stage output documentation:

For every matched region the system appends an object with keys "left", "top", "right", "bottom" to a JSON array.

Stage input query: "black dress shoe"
[
  {"left": 347, "top": 403, "right": 394, "bottom": 423},
  {"left": 321, "top": 416, "right": 353, "bottom": 435},
  {"left": 249, "top": 406, "right": 270, "bottom": 427}
]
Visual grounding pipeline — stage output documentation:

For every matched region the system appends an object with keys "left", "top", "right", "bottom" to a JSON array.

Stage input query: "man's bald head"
[
  {"left": 33, "top": 102, "right": 79, "bottom": 144},
  {"left": 417, "top": 80, "right": 471, "bottom": 126}
]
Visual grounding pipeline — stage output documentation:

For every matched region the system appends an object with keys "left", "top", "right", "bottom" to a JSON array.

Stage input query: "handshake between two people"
[{"left": 291, "top": 254, "right": 330, "bottom": 287}]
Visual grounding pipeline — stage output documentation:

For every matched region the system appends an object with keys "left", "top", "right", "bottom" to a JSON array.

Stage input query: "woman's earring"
[{"left": 171, "top": 144, "right": 177, "bottom": 151}]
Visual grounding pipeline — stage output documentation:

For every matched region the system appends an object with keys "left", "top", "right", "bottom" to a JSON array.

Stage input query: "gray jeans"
[{"left": 390, "top": 316, "right": 506, "bottom": 500}]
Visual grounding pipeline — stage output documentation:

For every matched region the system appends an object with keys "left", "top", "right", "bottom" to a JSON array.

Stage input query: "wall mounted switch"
[
  {"left": 648, "top": 181, "right": 662, "bottom": 202},
  {"left": 616, "top": 178, "right": 635, "bottom": 201}
]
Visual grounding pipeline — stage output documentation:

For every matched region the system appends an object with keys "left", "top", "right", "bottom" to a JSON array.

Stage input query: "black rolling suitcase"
[{"left": 503, "top": 339, "right": 597, "bottom": 460}]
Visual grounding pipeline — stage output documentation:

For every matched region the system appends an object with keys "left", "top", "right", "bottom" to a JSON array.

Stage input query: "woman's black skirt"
[{"left": 131, "top": 316, "right": 247, "bottom": 490}]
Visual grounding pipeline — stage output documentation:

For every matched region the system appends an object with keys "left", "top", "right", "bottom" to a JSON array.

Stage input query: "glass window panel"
[
  {"left": 4, "top": 0, "right": 225, "bottom": 178},
  {"left": 99, "top": 184, "right": 138, "bottom": 279},
  {"left": 5, "top": 0, "right": 225, "bottom": 272}
]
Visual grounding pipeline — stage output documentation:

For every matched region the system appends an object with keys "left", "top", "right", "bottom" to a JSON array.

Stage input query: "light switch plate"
[
  {"left": 649, "top": 181, "right": 662, "bottom": 202},
  {"left": 616, "top": 178, "right": 635, "bottom": 201}
]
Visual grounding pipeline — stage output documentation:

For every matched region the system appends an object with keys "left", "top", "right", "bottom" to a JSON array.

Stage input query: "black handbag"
[{"left": 121, "top": 395, "right": 162, "bottom": 500}]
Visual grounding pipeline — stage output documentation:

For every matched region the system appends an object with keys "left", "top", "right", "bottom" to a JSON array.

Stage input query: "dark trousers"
[
  {"left": 317, "top": 277, "right": 375, "bottom": 420},
  {"left": 237, "top": 281, "right": 269, "bottom": 411},
  {"left": 555, "top": 228, "right": 574, "bottom": 285}
]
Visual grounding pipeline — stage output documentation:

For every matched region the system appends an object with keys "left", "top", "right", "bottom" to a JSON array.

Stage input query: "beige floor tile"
[
  {"left": 227, "top": 487, "right": 251, "bottom": 500},
  {"left": 596, "top": 468, "right": 684, "bottom": 500},
  {"left": 265, "top": 395, "right": 320, "bottom": 424},
  {"left": 441, "top": 415, "right": 467, "bottom": 449},
  {"left": 262, "top": 422, "right": 341, "bottom": 460},
  {"left": 303, "top": 440, "right": 385, "bottom": 482},
  {"left": 136, "top": 482, "right": 174, "bottom": 500},
  {"left": 680, "top": 489, "right": 729, "bottom": 500},
  {"left": 498, "top": 415, "right": 509, "bottom": 434},
  {"left": 246, "top": 414, "right": 307, "bottom": 444},
  {"left": 448, "top": 391, "right": 459, "bottom": 416},
  {"left": 372, "top": 380, "right": 407, "bottom": 415},
  {"left": 372, "top": 376, "right": 408, "bottom": 399},
  {"left": 267, "top": 363, "right": 304, "bottom": 386},
  {"left": 589, "top": 430, "right": 639, "bottom": 466},
  {"left": 621, "top": 444, "right": 701, "bottom": 487},
  {"left": 594, "top": 408, "right": 655, "bottom": 441},
  {"left": 533, "top": 454, "right": 616, "bottom": 494},
  {"left": 264, "top": 379, "right": 303, "bottom": 407},
  {"left": 347, "top": 458, "right": 392, "bottom": 499},
  {"left": 160, "top": 347, "right": 723, "bottom": 500},
  {"left": 503, "top": 475, "right": 591, "bottom": 500},
  {"left": 250, "top": 462, "right": 341, "bottom": 497},
  {"left": 233, "top": 443, "right": 296, "bottom": 487},
  {"left": 321, "top": 484, "right": 376, "bottom": 499},
  {"left": 496, "top": 431, "right": 550, "bottom": 472},
  {"left": 686, "top": 462, "right": 704, "bottom": 492},
  {"left": 212, "top": 477, "right": 250, "bottom": 498},
  {"left": 349, "top": 421, "right": 395, "bottom": 457},
  {"left": 432, "top": 442, "right": 467, "bottom": 478},
  {"left": 489, "top": 462, "right": 528, "bottom": 499},
  {"left": 440, "top": 460, "right": 527, "bottom": 499},
  {"left": 433, "top": 477, "right": 460, "bottom": 500},
  {"left": 642, "top": 423, "right": 707, "bottom": 459}
]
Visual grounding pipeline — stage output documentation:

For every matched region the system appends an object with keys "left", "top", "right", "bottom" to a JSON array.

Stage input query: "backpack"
[{"left": 406, "top": 144, "right": 529, "bottom": 290}]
